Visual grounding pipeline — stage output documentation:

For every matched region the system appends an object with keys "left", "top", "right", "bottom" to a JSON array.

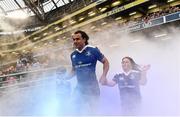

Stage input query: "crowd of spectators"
[
  {"left": 142, "top": 6, "right": 180, "bottom": 23},
  {"left": 0, "top": 53, "right": 51, "bottom": 87},
  {"left": 0, "top": 50, "right": 69, "bottom": 88},
  {"left": 119, "top": 5, "right": 180, "bottom": 27}
]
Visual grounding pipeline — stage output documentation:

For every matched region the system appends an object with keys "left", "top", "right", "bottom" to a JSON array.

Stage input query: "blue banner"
[
  {"left": 128, "top": 11, "right": 180, "bottom": 32},
  {"left": 165, "top": 12, "right": 180, "bottom": 22}
]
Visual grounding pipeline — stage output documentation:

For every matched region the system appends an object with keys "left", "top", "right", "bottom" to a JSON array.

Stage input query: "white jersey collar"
[
  {"left": 123, "top": 70, "right": 138, "bottom": 76},
  {"left": 75, "top": 45, "right": 88, "bottom": 53},
  {"left": 123, "top": 70, "right": 132, "bottom": 76}
]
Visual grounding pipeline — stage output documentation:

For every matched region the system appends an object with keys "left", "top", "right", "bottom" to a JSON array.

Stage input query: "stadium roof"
[{"left": 0, "top": 0, "right": 73, "bottom": 19}]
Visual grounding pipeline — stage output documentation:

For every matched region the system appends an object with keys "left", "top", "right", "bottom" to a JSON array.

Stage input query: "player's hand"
[
  {"left": 99, "top": 75, "right": 107, "bottom": 85},
  {"left": 141, "top": 64, "right": 151, "bottom": 72}
]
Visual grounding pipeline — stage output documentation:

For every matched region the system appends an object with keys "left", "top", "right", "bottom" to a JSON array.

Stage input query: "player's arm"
[
  {"left": 105, "top": 80, "right": 117, "bottom": 87},
  {"left": 65, "top": 54, "right": 76, "bottom": 80},
  {"left": 139, "top": 64, "right": 150, "bottom": 85},
  {"left": 64, "top": 67, "right": 75, "bottom": 80},
  {"left": 99, "top": 57, "right": 109, "bottom": 85},
  {"left": 103, "top": 73, "right": 119, "bottom": 86}
]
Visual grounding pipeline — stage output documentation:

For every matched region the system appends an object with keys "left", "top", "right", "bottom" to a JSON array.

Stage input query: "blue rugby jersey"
[
  {"left": 70, "top": 45, "right": 104, "bottom": 95},
  {"left": 113, "top": 70, "right": 142, "bottom": 102}
]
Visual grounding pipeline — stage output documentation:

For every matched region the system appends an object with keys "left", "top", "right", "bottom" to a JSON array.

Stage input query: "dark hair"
[
  {"left": 122, "top": 56, "right": 141, "bottom": 71},
  {"left": 74, "top": 30, "right": 89, "bottom": 45}
]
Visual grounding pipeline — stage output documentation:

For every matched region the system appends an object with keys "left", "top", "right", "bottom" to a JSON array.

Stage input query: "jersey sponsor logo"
[
  {"left": 119, "top": 85, "right": 136, "bottom": 88},
  {"left": 75, "top": 63, "right": 92, "bottom": 68}
]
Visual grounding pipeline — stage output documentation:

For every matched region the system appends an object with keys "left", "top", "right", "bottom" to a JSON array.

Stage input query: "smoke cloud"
[{"left": 0, "top": 22, "right": 179, "bottom": 116}]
